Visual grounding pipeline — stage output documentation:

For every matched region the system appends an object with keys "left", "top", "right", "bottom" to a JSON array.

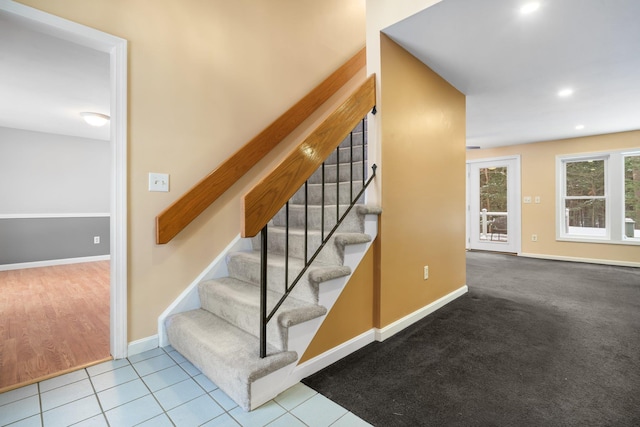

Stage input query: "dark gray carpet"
[{"left": 302, "top": 252, "right": 640, "bottom": 426}]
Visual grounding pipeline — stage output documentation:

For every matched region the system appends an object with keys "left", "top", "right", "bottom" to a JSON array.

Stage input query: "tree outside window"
[
  {"left": 625, "top": 155, "right": 640, "bottom": 238},
  {"left": 565, "top": 159, "right": 606, "bottom": 231}
]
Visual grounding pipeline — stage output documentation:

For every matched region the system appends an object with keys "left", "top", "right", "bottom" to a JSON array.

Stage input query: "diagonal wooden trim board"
[
  {"left": 242, "top": 74, "right": 376, "bottom": 238},
  {"left": 156, "top": 47, "right": 366, "bottom": 244}
]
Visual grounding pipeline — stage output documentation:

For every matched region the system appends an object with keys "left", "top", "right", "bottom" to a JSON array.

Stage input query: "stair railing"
[
  {"left": 241, "top": 75, "right": 377, "bottom": 358},
  {"left": 259, "top": 129, "right": 376, "bottom": 358},
  {"left": 155, "top": 48, "right": 366, "bottom": 244}
]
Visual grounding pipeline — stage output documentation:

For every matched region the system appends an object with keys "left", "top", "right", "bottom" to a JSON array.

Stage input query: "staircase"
[{"left": 164, "top": 122, "right": 380, "bottom": 411}]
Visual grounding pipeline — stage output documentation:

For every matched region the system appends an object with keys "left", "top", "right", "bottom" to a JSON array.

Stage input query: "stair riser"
[
  {"left": 338, "top": 128, "right": 364, "bottom": 147},
  {"left": 339, "top": 120, "right": 365, "bottom": 147},
  {"left": 290, "top": 182, "right": 364, "bottom": 205},
  {"left": 323, "top": 145, "right": 367, "bottom": 165},
  {"left": 272, "top": 205, "right": 364, "bottom": 233},
  {"left": 308, "top": 161, "right": 365, "bottom": 185},
  {"left": 226, "top": 253, "right": 319, "bottom": 304}
]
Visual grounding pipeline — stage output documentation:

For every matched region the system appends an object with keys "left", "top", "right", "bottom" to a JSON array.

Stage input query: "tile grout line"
[
  {"left": 84, "top": 367, "right": 111, "bottom": 427},
  {"left": 37, "top": 382, "right": 44, "bottom": 427}
]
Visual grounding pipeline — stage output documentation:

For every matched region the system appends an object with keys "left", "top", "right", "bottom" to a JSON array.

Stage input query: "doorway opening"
[
  {"left": 467, "top": 156, "right": 521, "bottom": 254},
  {"left": 0, "top": 1, "right": 127, "bottom": 392}
]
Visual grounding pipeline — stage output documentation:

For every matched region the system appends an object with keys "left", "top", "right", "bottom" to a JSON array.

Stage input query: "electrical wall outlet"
[
  {"left": 423, "top": 265, "right": 429, "bottom": 280},
  {"left": 531, "top": 234, "right": 538, "bottom": 242},
  {"left": 94, "top": 236, "right": 100, "bottom": 244}
]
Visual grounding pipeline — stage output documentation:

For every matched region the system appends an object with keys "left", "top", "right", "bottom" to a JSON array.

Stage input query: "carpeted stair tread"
[
  {"left": 199, "top": 276, "right": 327, "bottom": 349},
  {"left": 354, "top": 205, "right": 383, "bottom": 216},
  {"left": 227, "top": 251, "right": 351, "bottom": 304},
  {"left": 333, "top": 232, "right": 373, "bottom": 245},
  {"left": 166, "top": 309, "right": 297, "bottom": 411}
]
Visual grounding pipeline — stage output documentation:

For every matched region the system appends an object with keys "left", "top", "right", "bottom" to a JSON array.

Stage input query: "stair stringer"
[{"left": 248, "top": 212, "right": 379, "bottom": 410}]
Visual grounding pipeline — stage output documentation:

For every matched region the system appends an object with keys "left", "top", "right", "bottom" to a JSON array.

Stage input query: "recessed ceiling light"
[
  {"left": 557, "top": 88, "right": 574, "bottom": 97},
  {"left": 520, "top": 2, "right": 540, "bottom": 14},
  {"left": 80, "top": 112, "right": 110, "bottom": 127},
  {"left": 575, "top": 124, "right": 585, "bottom": 130}
]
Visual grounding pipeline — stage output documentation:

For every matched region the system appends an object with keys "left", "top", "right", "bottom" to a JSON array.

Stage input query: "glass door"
[{"left": 467, "top": 157, "right": 521, "bottom": 253}]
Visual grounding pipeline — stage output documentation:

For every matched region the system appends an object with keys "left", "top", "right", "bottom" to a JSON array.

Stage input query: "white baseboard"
[
  {"left": 520, "top": 253, "right": 640, "bottom": 268},
  {"left": 0, "top": 255, "right": 111, "bottom": 271},
  {"left": 127, "top": 335, "right": 158, "bottom": 357},
  {"left": 290, "top": 329, "right": 376, "bottom": 383},
  {"left": 375, "top": 285, "right": 468, "bottom": 342}
]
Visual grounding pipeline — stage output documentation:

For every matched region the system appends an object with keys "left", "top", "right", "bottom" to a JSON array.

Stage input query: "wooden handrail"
[
  {"left": 242, "top": 74, "right": 376, "bottom": 238},
  {"left": 156, "top": 48, "right": 366, "bottom": 244}
]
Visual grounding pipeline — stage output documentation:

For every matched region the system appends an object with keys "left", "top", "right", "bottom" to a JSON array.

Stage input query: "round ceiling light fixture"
[
  {"left": 80, "top": 112, "right": 110, "bottom": 127},
  {"left": 520, "top": 2, "right": 540, "bottom": 14},
  {"left": 557, "top": 88, "right": 574, "bottom": 97}
]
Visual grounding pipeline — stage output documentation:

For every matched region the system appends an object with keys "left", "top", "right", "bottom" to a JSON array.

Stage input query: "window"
[
  {"left": 563, "top": 158, "right": 607, "bottom": 236},
  {"left": 557, "top": 149, "right": 640, "bottom": 245},
  {"left": 625, "top": 154, "right": 640, "bottom": 239}
]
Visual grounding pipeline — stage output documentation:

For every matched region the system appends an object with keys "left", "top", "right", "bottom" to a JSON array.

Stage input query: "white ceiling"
[
  {"left": 2, "top": 1, "right": 639, "bottom": 148},
  {"left": 0, "top": 13, "right": 110, "bottom": 141},
  {"left": 384, "top": 0, "right": 640, "bottom": 148}
]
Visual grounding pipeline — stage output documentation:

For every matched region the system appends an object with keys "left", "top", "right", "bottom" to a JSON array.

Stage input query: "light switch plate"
[
  {"left": 523, "top": 196, "right": 532, "bottom": 204},
  {"left": 149, "top": 173, "right": 169, "bottom": 192}
]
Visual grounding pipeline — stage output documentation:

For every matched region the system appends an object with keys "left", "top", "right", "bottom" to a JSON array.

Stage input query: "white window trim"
[{"left": 556, "top": 149, "right": 640, "bottom": 246}]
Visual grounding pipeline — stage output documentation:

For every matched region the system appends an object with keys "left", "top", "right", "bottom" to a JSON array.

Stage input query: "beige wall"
[
  {"left": 377, "top": 35, "right": 467, "bottom": 326},
  {"left": 303, "top": 34, "right": 467, "bottom": 358},
  {"left": 467, "top": 130, "right": 640, "bottom": 265},
  {"left": 366, "top": 0, "right": 442, "bottom": 206},
  {"left": 18, "top": 0, "right": 366, "bottom": 341}
]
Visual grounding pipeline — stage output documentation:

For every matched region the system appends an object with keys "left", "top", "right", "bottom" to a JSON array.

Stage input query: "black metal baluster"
[
  {"left": 336, "top": 146, "right": 340, "bottom": 223},
  {"left": 304, "top": 181, "right": 308, "bottom": 264},
  {"left": 285, "top": 202, "right": 289, "bottom": 293},
  {"left": 259, "top": 225, "right": 268, "bottom": 358},
  {"left": 321, "top": 163, "right": 325, "bottom": 240},
  {"left": 362, "top": 118, "right": 366, "bottom": 186},
  {"left": 350, "top": 131, "right": 354, "bottom": 203}
]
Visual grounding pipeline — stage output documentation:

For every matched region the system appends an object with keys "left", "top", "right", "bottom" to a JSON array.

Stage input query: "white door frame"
[
  {"left": 466, "top": 155, "right": 521, "bottom": 254},
  {"left": 0, "top": 1, "right": 128, "bottom": 358}
]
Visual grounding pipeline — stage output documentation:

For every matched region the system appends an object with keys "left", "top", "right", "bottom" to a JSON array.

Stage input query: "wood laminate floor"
[{"left": 0, "top": 261, "right": 110, "bottom": 391}]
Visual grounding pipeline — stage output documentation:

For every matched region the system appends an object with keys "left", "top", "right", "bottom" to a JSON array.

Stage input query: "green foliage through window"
[
  {"left": 566, "top": 160, "right": 605, "bottom": 197},
  {"left": 625, "top": 155, "right": 640, "bottom": 225},
  {"left": 565, "top": 159, "right": 606, "bottom": 228},
  {"left": 479, "top": 167, "right": 507, "bottom": 212}
]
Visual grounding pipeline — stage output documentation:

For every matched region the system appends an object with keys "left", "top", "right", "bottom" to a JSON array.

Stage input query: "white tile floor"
[{"left": 0, "top": 346, "right": 371, "bottom": 427}]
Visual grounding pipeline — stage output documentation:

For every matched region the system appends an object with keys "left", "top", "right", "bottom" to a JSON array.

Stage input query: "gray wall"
[
  {"left": 0, "top": 127, "right": 110, "bottom": 265},
  {"left": 0, "top": 217, "right": 109, "bottom": 264},
  {"left": 0, "top": 127, "right": 110, "bottom": 214}
]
